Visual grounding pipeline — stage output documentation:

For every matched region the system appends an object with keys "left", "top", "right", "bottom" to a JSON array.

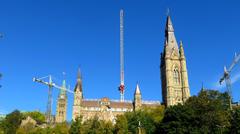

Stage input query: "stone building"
[
  {"left": 160, "top": 16, "right": 190, "bottom": 107},
  {"left": 72, "top": 70, "right": 160, "bottom": 122},
  {"left": 55, "top": 80, "right": 67, "bottom": 123},
  {"left": 70, "top": 15, "right": 191, "bottom": 122}
]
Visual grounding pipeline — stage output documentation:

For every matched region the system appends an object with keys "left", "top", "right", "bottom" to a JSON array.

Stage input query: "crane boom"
[
  {"left": 219, "top": 53, "right": 240, "bottom": 110},
  {"left": 33, "top": 75, "right": 73, "bottom": 124},
  {"left": 228, "top": 53, "right": 240, "bottom": 73},
  {"left": 52, "top": 83, "right": 74, "bottom": 94},
  {"left": 119, "top": 9, "right": 125, "bottom": 102}
]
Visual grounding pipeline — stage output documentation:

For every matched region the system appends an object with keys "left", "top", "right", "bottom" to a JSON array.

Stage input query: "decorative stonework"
[{"left": 160, "top": 16, "right": 190, "bottom": 107}]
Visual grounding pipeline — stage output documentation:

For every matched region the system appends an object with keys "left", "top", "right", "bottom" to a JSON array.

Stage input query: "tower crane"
[
  {"left": 0, "top": 33, "right": 3, "bottom": 88},
  {"left": 0, "top": 73, "right": 2, "bottom": 88},
  {"left": 119, "top": 9, "right": 125, "bottom": 102},
  {"left": 219, "top": 53, "right": 240, "bottom": 110},
  {"left": 33, "top": 75, "right": 73, "bottom": 124}
]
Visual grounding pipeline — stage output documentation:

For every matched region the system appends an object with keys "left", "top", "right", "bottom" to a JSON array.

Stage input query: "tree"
[
  {"left": 186, "top": 90, "right": 231, "bottom": 133},
  {"left": 2, "top": 110, "right": 23, "bottom": 134},
  {"left": 16, "top": 122, "right": 35, "bottom": 134},
  {"left": 125, "top": 109, "right": 159, "bottom": 134},
  {"left": 22, "top": 111, "right": 45, "bottom": 124},
  {"left": 99, "top": 121, "right": 114, "bottom": 134},
  {"left": 158, "top": 90, "right": 231, "bottom": 133},
  {"left": 81, "top": 116, "right": 109, "bottom": 134},
  {"left": 52, "top": 122, "right": 69, "bottom": 134},
  {"left": 158, "top": 104, "right": 195, "bottom": 134},
  {"left": 69, "top": 117, "right": 82, "bottom": 134},
  {"left": 230, "top": 109, "right": 240, "bottom": 133},
  {"left": 114, "top": 114, "right": 128, "bottom": 134}
]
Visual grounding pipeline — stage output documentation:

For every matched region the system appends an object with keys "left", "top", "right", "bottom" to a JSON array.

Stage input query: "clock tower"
[{"left": 72, "top": 68, "right": 83, "bottom": 121}]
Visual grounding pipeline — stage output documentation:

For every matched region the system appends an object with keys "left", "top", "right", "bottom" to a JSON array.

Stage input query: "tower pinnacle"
[
  {"left": 75, "top": 68, "right": 82, "bottom": 92},
  {"left": 135, "top": 83, "right": 141, "bottom": 95},
  {"left": 165, "top": 16, "right": 178, "bottom": 51},
  {"left": 77, "top": 68, "right": 81, "bottom": 80}
]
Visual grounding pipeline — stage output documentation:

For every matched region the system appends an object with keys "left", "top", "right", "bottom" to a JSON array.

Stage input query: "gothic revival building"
[
  {"left": 72, "top": 69, "right": 160, "bottom": 122},
  {"left": 160, "top": 16, "right": 190, "bottom": 107},
  {"left": 55, "top": 80, "right": 67, "bottom": 123},
  {"left": 69, "top": 15, "right": 190, "bottom": 123}
]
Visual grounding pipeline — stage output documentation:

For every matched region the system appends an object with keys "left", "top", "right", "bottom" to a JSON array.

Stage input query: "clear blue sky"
[{"left": 0, "top": 0, "right": 239, "bottom": 121}]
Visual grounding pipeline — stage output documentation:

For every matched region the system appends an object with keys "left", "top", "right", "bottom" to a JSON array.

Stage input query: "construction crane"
[
  {"left": 119, "top": 9, "right": 125, "bottom": 102},
  {"left": 0, "top": 73, "right": 2, "bottom": 88},
  {"left": 219, "top": 53, "right": 240, "bottom": 110},
  {"left": 33, "top": 75, "right": 73, "bottom": 124},
  {"left": 0, "top": 33, "right": 3, "bottom": 88}
]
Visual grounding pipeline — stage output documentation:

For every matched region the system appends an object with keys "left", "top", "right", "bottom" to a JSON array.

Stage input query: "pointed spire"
[
  {"left": 77, "top": 68, "right": 81, "bottom": 80},
  {"left": 179, "top": 40, "right": 185, "bottom": 58},
  {"left": 60, "top": 79, "right": 66, "bottom": 95},
  {"left": 135, "top": 83, "right": 141, "bottom": 95},
  {"left": 74, "top": 68, "right": 82, "bottom": 92},
  {"left": 165, "top": 16, "right": 174, "bottom": 33},
  {"left": 164, "top": 16, "right": 179, "bottom": 53}
]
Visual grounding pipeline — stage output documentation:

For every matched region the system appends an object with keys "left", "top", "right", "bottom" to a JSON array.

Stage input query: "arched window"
[{"left": 173, "top": 68, "right": 180, "bottom": 84}]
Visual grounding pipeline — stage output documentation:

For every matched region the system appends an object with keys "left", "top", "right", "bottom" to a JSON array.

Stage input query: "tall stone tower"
[
  {"left": 55, "top": 80, "right": 67, "bottom": 123},
  {"left": 72, "top": 69, "right": 83, "bottom": 121},
  {"left": 133, "top": 84, "right": 142, "bottom": 110},
  {"left": 160, "top": 16, "right": 190, "bottom": 107}
]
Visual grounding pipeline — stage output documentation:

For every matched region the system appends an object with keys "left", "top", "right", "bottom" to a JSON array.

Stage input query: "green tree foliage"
[
  {"left": 114, "top": 114, "right": 128, "bottom": 134},
  {"left": 125, "top": 111, "right": 155, "bottom": 134},
  {"left": 230, "top": 109, "right": 240, "bottom": 133},
  {"left": 16, "top": 122, "right": 35, "bottom": 134},
  {"left": 69, "top": 117, "right": 82, "bottom": 134},
  {"left": 22, "top": 111, "right": 45, "bottom": 124},
  {"left": 81, "top": 116, "right": 114, "bottom": 134},
  {"left": 1, "top": 110, "right": 23, "bottom": 134},
  {"left": 2, "top": 90, "right": 239, "bottom": 133},
  {"left": 52, "top": 122, "right": 69, "bottom": 134},
  {"left": 122, "top": 106, "right": 164, "bottom": 134},
  {"left": 159, "top": 90, "right": 231, "bottom": 133}
]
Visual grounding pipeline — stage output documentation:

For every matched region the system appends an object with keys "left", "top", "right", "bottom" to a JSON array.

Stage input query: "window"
[{"left": 173, "top": 68, "right": 180, "bottom": 84}]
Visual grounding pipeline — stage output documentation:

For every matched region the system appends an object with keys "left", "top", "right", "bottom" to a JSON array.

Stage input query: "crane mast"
[
  {"left": 119, "top": 9, "right": 125, "bottom": 102},
  {"left": 219, "top": 53, "right": 240, "bottom": 110},
  {"left": 33, "top": 75, "right": 73, "bottom": 124},
  {"left": 33, "top": 75, "right": 54, "bottom": 124}
]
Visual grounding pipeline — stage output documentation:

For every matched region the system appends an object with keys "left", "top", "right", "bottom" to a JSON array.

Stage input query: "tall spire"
[
  {"left": 75, "top": 68, "right": 82, "bottom": 92},
  {"left": 179, "top": 41, "right": 185, "bottom": 59},
  {"left": 165, "top": 16, "right": 174, "bottom": 33},
  {"left": 134, "top": 83, "right": 142, "bottom": 110},
  {"left": 60, "top": 79, "right": 66, "bottom": 95},
  {"left": 77, "top": 68, "right": 81, "bottom": 80},
  {"left": 164, "top": 16, "right": 179, "bottom": 51},
  {"left": 135, "top": 83, "right": 141, "bottom": 95}
]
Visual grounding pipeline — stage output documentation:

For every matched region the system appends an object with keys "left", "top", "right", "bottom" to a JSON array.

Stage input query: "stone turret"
[
  {"left": 134, "top": 84, "right": 142, "bottom": 110},
  {"left": 179, "top": 41, "right": 190, "bottom": 102},
  {"left": 72, "top": 68, "right": 83, "bottom": 121},
  {"left": 55, "top": 80, "right": 67, "bottom": 123}
]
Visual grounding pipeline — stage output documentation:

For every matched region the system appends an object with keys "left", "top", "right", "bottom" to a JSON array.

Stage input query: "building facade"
[
  {"left": 55, "top": 80, "right": 67, "bottom": 123},
  {"left": 72, "top": 70, "right": 160, "bottom": 122},
  {"left": 160, "top": 16, "right": 190, "bottom": 107},
  {"left": 69, "top": 16, "right": 191, "bottom": 122}
]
